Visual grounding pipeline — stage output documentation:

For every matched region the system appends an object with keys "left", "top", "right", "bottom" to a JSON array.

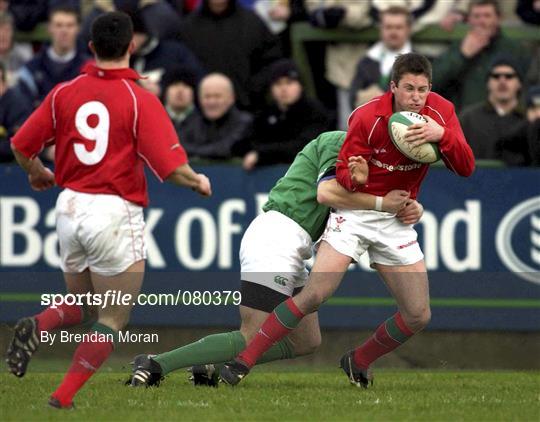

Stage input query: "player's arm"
[
  {"left": 336, "top": 112, "right": 371, "bottom": 191},
  {"left": 10, "top": 88, "right": 56, "bottom": 191},
  {"left": 404, "top": 106, "right": 475, "bottom": 177},
  {"left": 317, "top": 177, "right": 409, "bottom": 214},
  {"left": 11, "top": 145, "right": 55, "bottom": 191},
  {"left": 166, "top": 163, "right": 211, "bottom": 197},
  {"left": 136, "top": 90, "right": 212, "bottom": 197}
]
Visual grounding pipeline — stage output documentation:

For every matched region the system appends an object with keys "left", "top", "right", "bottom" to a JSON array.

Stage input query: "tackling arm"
[{"left": 317, "top": 179, "right": 410, "bottom": 214}]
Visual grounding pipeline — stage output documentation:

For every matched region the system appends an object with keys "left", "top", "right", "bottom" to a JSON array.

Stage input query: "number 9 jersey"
[{"left": 11, "top": 63, "right": 188, "bottom": 207}]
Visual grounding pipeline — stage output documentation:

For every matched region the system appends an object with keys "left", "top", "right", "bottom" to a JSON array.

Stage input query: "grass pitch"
[{"left": 1, "top": 365, "right": 539, "bottom": 421}]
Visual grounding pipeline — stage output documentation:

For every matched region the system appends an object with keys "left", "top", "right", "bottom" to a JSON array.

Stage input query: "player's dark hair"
[
  {"left": 90, "top": 12, "right": 133, "bottom": 61},
  {"left": 380, "top": 6, "right": 413, "bottom": 27},
  {"left": 391, "top": 53, "right": 432, "bottom": 85},
  {"left": 468, "top": 0, "right": 501, "bottom": 16},
  {"left": 49, "top": 6, "right": 81, "bottom": 23}
]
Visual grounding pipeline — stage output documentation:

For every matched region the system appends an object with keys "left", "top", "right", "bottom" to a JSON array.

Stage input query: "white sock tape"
[{"left": 375, "top": 196, "right": 383, "bottom": 211}]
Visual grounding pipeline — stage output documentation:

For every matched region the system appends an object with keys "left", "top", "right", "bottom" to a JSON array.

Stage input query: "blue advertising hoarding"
[{"left": 1, "top": 165, "right": 539, "bottom": 330}]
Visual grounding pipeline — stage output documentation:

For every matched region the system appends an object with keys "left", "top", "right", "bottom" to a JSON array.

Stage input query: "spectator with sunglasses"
[{"left": 459, "top": 56, "right": 527, "bottom": 162}]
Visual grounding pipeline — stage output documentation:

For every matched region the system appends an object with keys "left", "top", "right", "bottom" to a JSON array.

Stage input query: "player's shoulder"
[
  {"left": 348, "top": 96, "right": 382, "bottom": 125},
  {"left": 425, "top": 91, "right": 457, "bottom": 123},
  {"left": 426, "top": 92, "right": 455, "bottom": 113},
  {"left": 47, "top": 74, "right": 90, "bottom": 102}
]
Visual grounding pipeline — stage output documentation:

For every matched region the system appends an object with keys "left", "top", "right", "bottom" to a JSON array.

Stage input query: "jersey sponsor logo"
[
  {"left": 496, "top": 196, "right": 540, "bottom": 285},
  {"left": 370, "top": 158, "right": 422, "bottom": 172},
  {"left": 274, "top": 275, "right": 289, "bottom": 286},
  {"left": 397, "top": 240, "right": 418, "bottom": 250}
]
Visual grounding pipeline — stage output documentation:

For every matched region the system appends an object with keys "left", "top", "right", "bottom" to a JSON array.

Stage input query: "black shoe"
[
  {"left": 220, "top": 359, "right": 250, "bottom": 386},
  {"left": 188, "top": 364, "right": 219, "bottom": 387},
  {"left": 340, "top": 350, "right": 373, "bottom": 389},
  {"left": 48, "top": 396, "right": 74, "bottom": 410},
  {"left": 6, "top": 317, "right": 39, "bottom": 378},
  {"left": 130, "top": 354, "right": 163, "bottom": 387}
]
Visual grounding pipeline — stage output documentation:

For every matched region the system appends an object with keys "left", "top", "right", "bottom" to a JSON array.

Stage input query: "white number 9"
[{"left": 74, "top": 101, "right": 110, "bottom": 165}]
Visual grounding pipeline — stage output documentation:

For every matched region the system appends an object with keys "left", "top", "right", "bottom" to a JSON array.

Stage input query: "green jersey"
[{"left": 263, "top": 131, "right": 346, "bottom": 241}]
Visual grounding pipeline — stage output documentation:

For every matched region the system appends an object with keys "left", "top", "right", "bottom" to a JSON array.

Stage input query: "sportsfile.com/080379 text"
[{"left": 41, "top": 290, "right": 242, "bottom": 309}]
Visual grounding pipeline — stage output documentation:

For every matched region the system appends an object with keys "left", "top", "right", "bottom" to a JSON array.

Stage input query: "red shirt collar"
[
  {"left": 82, "top": 63, "right": 142, "bottom": 80},
  {"left": 375, "top": 91, "right": 394, "bottom": 117}
]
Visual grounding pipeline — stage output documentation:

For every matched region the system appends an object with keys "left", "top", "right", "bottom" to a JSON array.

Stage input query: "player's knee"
[
  {"left": 299, "top": 288, "right": 327, "bottom": 314},
  {"left": 404, "top": 307, "right": 431, "bottom": 331}
]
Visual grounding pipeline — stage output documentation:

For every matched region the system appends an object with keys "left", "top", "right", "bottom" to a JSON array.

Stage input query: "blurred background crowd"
[{"left": 0, "top": 0, "right": 538, "bottom": 168}]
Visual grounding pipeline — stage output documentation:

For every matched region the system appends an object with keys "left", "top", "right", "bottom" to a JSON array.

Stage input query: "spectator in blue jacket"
[
  {"left": 17, "top": 6, "right": 89, "bottom": 107},
  {"left": 0, "top": 62, "right": 32, "bottom": 162}
]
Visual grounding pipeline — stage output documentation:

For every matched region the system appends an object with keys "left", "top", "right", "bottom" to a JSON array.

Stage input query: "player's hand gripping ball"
[{"left": 388, "top": 111, "right": 440, "bottom": 164}]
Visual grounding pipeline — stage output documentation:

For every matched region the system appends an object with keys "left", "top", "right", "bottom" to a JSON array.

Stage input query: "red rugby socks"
[
  {"left": 35, "top": 303, "right": 85, "bottom": 333},
  {"left": 238, "top": 298, "right": 304, "bottom": 368},
  {"left": 353, "top": 312, "right": 414, "bottom": 369},
  {"left": 51, "top": 323, "right": 116, "bottom": 407}
]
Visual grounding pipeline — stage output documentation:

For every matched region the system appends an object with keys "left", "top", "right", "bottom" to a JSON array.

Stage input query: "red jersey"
[
  {"left": 336, "top": 91, "right": 475, "bottom": 198},
  {"left": 11, "top": 63, "right": 187, "bottom": 207}
]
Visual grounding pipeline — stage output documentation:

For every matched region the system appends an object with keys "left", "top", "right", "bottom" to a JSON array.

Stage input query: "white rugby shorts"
[
  {"left": 320, "top": 209, "right": 424, "bottom": 267},
  {"left": 240, "top": 210, "right": 312, "bottom": 296},
  {"left": 56, "top": 188, "right": 146, "bottom": 275}
]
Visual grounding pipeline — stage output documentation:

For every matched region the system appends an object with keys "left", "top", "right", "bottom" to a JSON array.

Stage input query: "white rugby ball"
[{"left": 388, "top": 111, "right": 440, "bottom": 164}]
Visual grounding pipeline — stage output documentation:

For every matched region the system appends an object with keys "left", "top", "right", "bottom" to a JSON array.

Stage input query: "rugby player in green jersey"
[{"left": 130, "top": 131, "right": 423, "bottom": 387}]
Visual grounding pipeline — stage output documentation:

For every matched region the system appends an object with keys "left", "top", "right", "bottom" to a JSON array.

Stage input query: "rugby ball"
[{"left": 388, "top": 111, "right": 440, "bottom": 164}]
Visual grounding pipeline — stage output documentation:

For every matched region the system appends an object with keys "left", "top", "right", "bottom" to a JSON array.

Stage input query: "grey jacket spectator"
[
  {"left": 349, "top": 6, "right": 413, "bottom": 109},
  {"left": 433, "top": 0, "right": 530, "bottom": 112},
  {"left": 459, "top": 57, "right": 527, "bottom": 162},
  {"left": 181, "top": 73, "right": 253, "bottom": 159},
  {"left": 178, "top": 0, "right": 282, "bottom": 110}
]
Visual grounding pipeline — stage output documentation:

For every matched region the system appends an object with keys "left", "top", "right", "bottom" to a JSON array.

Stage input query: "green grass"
[{"left": 1, "top": 367, "right": 539, "bottom": 421}]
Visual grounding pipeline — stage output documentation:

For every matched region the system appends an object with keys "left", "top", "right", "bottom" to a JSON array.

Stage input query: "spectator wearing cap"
[
  {"left": 162, "top": 66, "right": 198, "bottom": 140},
  {"left": 0, "top": 62, "right": 32, "bottom": 162},
  {"left": 433, "top": 0, "right": 530, "bottom": 112},
  {"left": 243, "top": 59, "right": 331, "bottom": 170},
  {"left": 459, "top": 57, "right": 528, "bottom": 163},
  {"left": 180, "top": 73, "right": 253, "bottom": 160},
  {"left": 130, "top": 11, "right": 205, "bottom": 96},
  {"left": 495, "top": 85, "right": 540, "bottom": 166}
]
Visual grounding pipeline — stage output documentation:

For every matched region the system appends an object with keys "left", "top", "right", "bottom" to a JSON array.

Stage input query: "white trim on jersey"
[
  {"left": 347, "top": 98, "right": 380, "bottom": 128},
  {"left": 425, "top": 105, "right": 446, "bottom": 125},
  {"left": 121, "top": 79, "right": 138, "bottom": 138},
  {"left": 137, "top": 152, "right": 163, "bottom": 182},
  {"left": 367, "top": 117, "right": 382, "bottom": 145},
  {"left": 51, "top": 74, "right": 87, "bottom": 129}
]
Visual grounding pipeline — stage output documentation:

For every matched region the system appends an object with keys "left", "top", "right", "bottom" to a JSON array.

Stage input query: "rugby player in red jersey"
[
  {"left": 6, "top": 11, "right": 211, "bottom": 408},
  {"left": 220, "top": 53, "right": 475, "bottom": 387}
]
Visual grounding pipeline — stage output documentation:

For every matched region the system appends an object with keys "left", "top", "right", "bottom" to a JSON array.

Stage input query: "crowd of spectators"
[{"left": 0, "top": 0, "right": 538, "bottom": 167}]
